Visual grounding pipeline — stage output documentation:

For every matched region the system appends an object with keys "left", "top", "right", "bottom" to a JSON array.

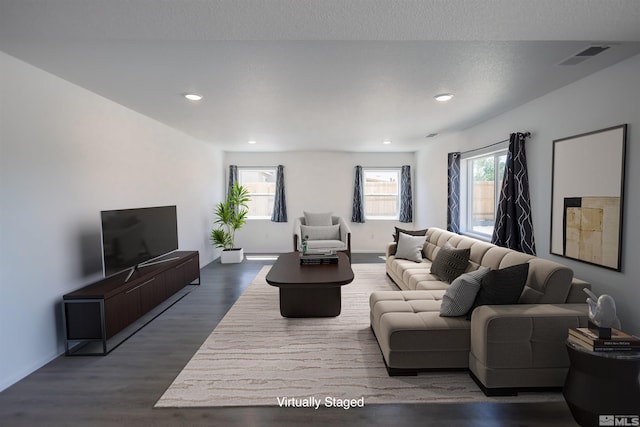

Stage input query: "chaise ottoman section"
[{"left": 370, "top": 291, "right": 471, "bottom": 375}]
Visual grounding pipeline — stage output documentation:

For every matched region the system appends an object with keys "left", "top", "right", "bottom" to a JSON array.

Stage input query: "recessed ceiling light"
[
  {"left": 247, "top": 140, "right": 257, "bottom": 145},
  {"left": 383, "top": 140, "right": 392, "bottom": 145},
  {"left": 184, "top": 93, "right": 203, "bottom": 101},
  {"left": 434, "top": 93, "right": 454, "bottom": 102}
]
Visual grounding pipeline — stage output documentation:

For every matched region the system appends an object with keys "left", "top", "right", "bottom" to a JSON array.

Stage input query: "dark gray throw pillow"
[
  {"left": 393, "top": 227, "right": 428, "bottom": 243},
  {"left": 430, "top": 245, "right": 470, "bottom": 283},
  {"left": 466, "top": 263, "right": 530, "bottom": 320}
]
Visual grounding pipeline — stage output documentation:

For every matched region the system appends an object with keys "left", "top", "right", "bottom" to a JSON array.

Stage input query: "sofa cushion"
[
  {"left": 306, "top": 239, "right": 346, "bottom": 251},
  {"left": 300, "top": 224, "right": 340, "bottom": 240},
  {"left": 369, "top": 291, "right": 471, "bottom": 369},
  {"left": 467, "top": 263, "right": 529, "bottom": 319},
  {"left": 304, "top": 211, "right": 333, "bottom": 226},
  {"left": 430, "top": 245, "right": 470, "bottom": 283},
  {"left": 440, "top": 267, "right": 490, "bottom": 317},
  {"left": 393, "top": 227, "right": 428, "bottom": 243},
  {"left": 395, "top": 232, "right": 426, "bottom": 262}
]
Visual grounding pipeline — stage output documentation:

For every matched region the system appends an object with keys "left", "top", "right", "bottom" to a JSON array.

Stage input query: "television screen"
[{"left": 100, "top": 205, "right": 178, "bottom": 277}]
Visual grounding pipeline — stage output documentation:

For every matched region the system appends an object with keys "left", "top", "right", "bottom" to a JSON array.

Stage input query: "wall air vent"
[
  {"left": 559, "top": 45, "right": 610, "bottom": 66},
  {"left": 575, "top": 46, "right": 610, "bottom": 57}
]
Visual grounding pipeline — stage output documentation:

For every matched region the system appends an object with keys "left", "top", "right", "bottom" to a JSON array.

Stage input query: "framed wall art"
[{"left": 550, "top": 124, "right": 627, "bottom": 271}]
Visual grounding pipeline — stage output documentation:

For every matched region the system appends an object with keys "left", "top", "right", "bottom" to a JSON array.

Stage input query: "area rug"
[{"left": 155, "top": 264, "right": 563, "bottom": 408}]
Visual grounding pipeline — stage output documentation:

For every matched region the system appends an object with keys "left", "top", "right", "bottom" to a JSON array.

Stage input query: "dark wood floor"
[{"left": 0, "top": 253, "right": 579, "bottom": 427}]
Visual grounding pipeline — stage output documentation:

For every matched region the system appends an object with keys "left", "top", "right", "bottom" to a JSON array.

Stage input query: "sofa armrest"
[
  {"left": 336, "top": 216, "right": 352, "bottom": 250},
  {"left": 386, "top": 242, "right": 397, "bottom": 257},
  {"left": 293, "top": 217, "right": 303, "bottom": 251},
  {"left": 470, "top": 304, "right": 589, "bottom": 370},
  {"left": 566, "top": 277, "right": 591, "bottom": 303}
]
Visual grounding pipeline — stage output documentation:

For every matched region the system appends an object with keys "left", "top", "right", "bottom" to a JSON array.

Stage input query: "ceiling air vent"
[{"left": 559, "top": 45, "right": 610, "bottom": 66}]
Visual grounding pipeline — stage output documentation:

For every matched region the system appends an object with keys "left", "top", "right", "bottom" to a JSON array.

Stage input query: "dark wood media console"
[{"left": 63, "top": 251, "right": 200, "bottom": 355}]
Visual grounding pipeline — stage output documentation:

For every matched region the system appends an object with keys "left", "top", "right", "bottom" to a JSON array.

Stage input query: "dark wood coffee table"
[{"left": 266, "top": 252, "right": 354, "bottom": 317}]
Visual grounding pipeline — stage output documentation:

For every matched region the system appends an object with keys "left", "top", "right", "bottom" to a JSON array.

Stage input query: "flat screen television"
[{"left": 100, "top": 205, "right": 178, "bottom": 278}]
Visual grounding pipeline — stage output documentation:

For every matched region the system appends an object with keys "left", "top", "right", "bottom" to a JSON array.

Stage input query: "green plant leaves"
[{"left": 211, "top": 182, "right": 251, "bottom": 249}]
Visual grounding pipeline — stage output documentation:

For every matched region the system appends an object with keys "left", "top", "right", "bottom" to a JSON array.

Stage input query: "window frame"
[
  {"left": 236, "top": 167, "right": 277, "bottom": 220},
  {"left": 460, "top": 146, "right": 508, "bottom": 240},
  {"left": 362, "top": 167, "right": 401, "bottom": 221}
]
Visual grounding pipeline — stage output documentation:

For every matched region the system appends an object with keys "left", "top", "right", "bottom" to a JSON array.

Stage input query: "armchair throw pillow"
[
  {"left": 301, "top": 224, "right": 340, "bottom": 241},
  {"left": 394, "top": 232, "right": 426, "bottom": 262}
]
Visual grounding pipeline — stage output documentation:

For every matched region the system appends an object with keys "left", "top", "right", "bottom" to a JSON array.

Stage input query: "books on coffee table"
[
  {"left": 299, "top": 253, "right": 339, "bottom": 265},
  {"left": 568, "top": 327, "right": 640, "bottom": 352}
]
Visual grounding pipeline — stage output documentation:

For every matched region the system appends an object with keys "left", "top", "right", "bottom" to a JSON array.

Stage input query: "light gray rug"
[{"left": 155, "top": 264, "right": 563, "bottom": 408}]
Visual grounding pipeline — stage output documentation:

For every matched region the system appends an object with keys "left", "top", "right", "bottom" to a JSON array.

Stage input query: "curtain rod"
[{"left": 458, "top": 132, "right": 531, "bottom": 157}]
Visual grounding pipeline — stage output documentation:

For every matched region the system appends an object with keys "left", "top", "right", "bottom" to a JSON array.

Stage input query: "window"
[
  {"left": 363, "top": 169, "right": 400, "bottom": 220},
  {"left": 238, "top": 168, "right": 276, "bottom": 219},
  {"left": 461, "top": 150, "right": 507, "bottom": 238}
]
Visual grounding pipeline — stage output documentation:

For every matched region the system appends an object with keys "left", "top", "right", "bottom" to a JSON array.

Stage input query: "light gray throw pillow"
[
  {"left": 440, "top": 267, "right": 490, "bottom": 317},
  {"left": 301, "top": 224, "right": 340, "bottom": 240},
  {"left": 304, "top": 211, "right": 333, "bottom": 226},
  {"left": 395, "top": 232, "right": 426, "bottom": 262}
]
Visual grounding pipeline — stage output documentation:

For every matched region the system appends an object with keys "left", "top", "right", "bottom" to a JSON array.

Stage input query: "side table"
[{"left": 563, "top": 340, "right": 640, "bottom": 427}]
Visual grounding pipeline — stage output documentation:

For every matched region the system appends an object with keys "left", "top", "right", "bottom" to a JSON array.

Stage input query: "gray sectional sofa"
[{"left": 370, "top": 227, "right": 590, "bottom": 395}]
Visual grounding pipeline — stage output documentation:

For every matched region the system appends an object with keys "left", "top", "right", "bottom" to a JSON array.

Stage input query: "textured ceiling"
[{"left": 2, "top": 0, "right": 640, "bottom": 152}]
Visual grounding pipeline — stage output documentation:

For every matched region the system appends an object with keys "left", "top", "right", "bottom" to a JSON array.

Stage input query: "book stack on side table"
[
  {"left": 568, "top": 327, "right": 640, "bottom": 352},
  {"left": 299, "top": 253, "right": 339, "bottom": 265}
]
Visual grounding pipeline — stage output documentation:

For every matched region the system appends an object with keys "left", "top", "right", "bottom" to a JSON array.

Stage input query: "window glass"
[
  {"left": 363, "top": 169, "right": 400, "bottom": 220},
  {"left": 238, "top": 168, "right": 276, "bottom": 219},
  {"left": 463, "top": 151, "right": 507, "bottom": 237}
]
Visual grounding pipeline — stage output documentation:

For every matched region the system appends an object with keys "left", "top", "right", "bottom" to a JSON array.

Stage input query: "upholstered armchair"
[{"left": 293, "top": 212, "right": 351, "bottom": 261}]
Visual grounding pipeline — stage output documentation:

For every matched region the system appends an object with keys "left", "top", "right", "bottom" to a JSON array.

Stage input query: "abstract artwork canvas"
[
  {"left": 563, "top": 196, "right": 620, "bottom": 268},
  {"left": 551, "top": 125, "right": 627, "bottom": 271}
]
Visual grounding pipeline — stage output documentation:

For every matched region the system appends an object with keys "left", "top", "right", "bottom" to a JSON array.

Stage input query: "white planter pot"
[{"left": 220, "top": 248, "right": 244, "bottom": 264}]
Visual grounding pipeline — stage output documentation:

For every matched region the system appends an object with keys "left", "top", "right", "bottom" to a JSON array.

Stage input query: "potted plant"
[{"left": 211, "top": 182, "right": 251, "bottom": 263}]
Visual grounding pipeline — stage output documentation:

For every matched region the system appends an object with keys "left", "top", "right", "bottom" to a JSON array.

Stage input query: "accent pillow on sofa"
[
  {"left": 300, "top": 224, "right": 340, "bottom": 240},
  {"left": 439, "top": 267, "right": 490, "bottom": 317},
  {"left": 466, "top": 263, "right": 530, "bottom": 319},
  {"left": 393, "top": 227, "right": 428, "bottom": 243},
  {"left": 430, "top": 244, "right": 471, "bottom": 283},
  {"left": 304, "top": 211, "right": 333, "bottom": 226},
  {"left": 395, "top": 232, "right": 426, "bottom": 262}
]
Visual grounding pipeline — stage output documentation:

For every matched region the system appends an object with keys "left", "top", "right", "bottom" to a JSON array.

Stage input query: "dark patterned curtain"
[
  {"left": 271, "top": 165, "right": 287, "bottom": 222},
  {"left": 399, "top": 165, "right": 413, "bottom": 223},
  {"left": 351, "top": 165, "right": 365, "bottom": 223},
  {"left": 492, "top": 133, "right": 536, "bottom": 255},
  {"left": 447, "top": 153, "right": 461, "bottom": 233},
  {"left": 227, "top": 165, "right": 238, "bottom": 197}
]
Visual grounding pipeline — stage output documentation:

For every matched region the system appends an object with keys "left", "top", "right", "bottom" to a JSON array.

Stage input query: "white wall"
[
  {"left": 225, "top": 151, "right": 415, "bottom": 253},
  {"left": 0, "top": 53, "right": 224, "bottom": 391},
  {"left": 415, "top": 54, "right": 640, "bottom": 336}
]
